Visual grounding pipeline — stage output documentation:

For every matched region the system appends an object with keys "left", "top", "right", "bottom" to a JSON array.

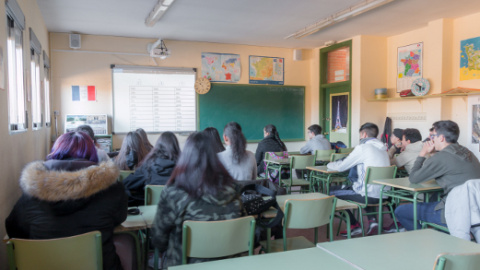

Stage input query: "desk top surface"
[
  {"left": 317, "top": 229, "right": 480, "bottom": 270},
  {"left": 372, "top": 177, "right": 442, "bottom": 192},
  {"left": 116, "top": 205, "right": 157, "bottom": 232},
  {"left": 306, "top": 165, "right": 339, "bottom": 173},
  {"left": 169, "top": 247, "right": 357, "bottom": 270}
]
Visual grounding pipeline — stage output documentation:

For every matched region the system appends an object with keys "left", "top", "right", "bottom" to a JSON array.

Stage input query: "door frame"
[{"left": 319, "top": 40, "right": 352, "bottom": 147}]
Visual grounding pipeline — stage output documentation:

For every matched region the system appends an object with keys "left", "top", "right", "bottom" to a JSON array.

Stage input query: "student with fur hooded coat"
[{"left": 6, "top": 131, "right": 127, "bottom": 270}]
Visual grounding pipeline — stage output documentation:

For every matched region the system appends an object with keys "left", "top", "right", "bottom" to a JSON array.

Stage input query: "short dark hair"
[
  {"left": 432, "top": 120, "right": 459, "bottom": 143},
  {"left": 76, "top": 125, "right": 96, "bottom": 143},
  {"left": 402, "top": 128, "right": 422, "bottom": 143},
  {"left": 308, "top": 124, "right": 322, "bottom": 136},
  {"left": 359, "top": 122, "right": 379, "bottom": 138}
]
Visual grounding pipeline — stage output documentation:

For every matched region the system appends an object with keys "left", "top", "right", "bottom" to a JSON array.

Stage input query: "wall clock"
[
  {"left": 194, "top": 77, "right": 211, "bottom": 94},
  {"left": 411, "top": 78, "right": 430, "bottom": 96}
]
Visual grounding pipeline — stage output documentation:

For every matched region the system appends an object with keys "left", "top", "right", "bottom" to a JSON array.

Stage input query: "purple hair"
[{"left": 47, "top": 131, "right": 99, "bottom": 162}]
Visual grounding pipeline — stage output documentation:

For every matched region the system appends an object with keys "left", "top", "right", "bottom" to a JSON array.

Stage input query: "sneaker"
[
  {"left": 340, "top": 223, "right": 362, "bottom": 237},
  {"left": 383, "top": 222, "right": 406, "bottom": 233},
  {"left": 366, "top": 221, "right": 378, "bottom": 235}
]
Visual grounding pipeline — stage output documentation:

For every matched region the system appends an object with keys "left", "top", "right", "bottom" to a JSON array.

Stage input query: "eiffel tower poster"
[{"left": 331, "top": 94, "right": 348, "bottom": 133}]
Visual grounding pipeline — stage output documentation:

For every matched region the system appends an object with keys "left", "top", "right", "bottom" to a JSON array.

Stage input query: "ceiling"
[{"left": 37, "top": 0, "right": 480, "bottom": 49}]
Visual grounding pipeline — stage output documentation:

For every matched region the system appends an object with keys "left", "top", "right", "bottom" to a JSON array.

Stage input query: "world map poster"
[
  {"left": 249, "top": 56, "right": 284, "bottom": 85},
  {"left": 460, "top": 36, "right": 480, "bottom": 81},
  {"left": 201, "top": 53, "right": 241, "bottom": 82},
  {"left": 397, "top": 42, "right": 423, "bottom": 92}
]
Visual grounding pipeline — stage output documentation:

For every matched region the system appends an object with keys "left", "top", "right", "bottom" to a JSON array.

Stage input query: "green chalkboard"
[{"left": 198, "top": 83, "right": 305, "bottom": 141}]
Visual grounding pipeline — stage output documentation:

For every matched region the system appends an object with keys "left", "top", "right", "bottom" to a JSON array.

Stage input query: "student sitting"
[
  {"left": 151, "top": 132, "right": 243, "bottom": 267},
  {"left": 389, "top": 128, "right": 423, "bottom": 174},
  {"left": 255, "top": 124, "right": 287, "bottom": 177},
  {"left": 136, "top": 128, "right": 153, "bottom": 152},
  {"left": 123, "top": 131, "right": 180, "bottom": 205},
  {"left": 76, "top": 124, "right": 110, "bottom": 162},
  {"left": 300, "top": 124, "right": 331, "bottom": 154},
  {"left": 114, "top": 131, "right": 150, "bottom": 170},
  {"left": 218, "top": 122, "right": 257, "bottom": 180},
  {"left": 395, "top": 120, "right": 480, "bottom": 231},
  {"left": 387, "top": 128, "right": 403, "bottom": 157},
  {"left": 6, "top": 131, "right": 127, "bottom": 270},
  {"left": 203, "top": 127, "right": 226, "bottom": 153},
  {"left": 327, "top": 122, "right": 390, "bottom": 236}
]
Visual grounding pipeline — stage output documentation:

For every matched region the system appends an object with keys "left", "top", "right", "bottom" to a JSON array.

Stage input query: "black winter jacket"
[
  {"left": 123, "top": 156, "right": 176, "bottom": 205},
  {"left": 254, "top": 135, "right": 286, "bottom": 175},
  {"left": 5, "top": 159, "right": 127, "bottom": 270}
]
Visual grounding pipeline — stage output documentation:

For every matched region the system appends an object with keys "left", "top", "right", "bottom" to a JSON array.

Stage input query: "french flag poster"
[{"left": 72, "top": 85, "right": 96, "bottom": 101}]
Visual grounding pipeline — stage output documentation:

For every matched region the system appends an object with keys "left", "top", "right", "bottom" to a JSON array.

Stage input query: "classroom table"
[
  {"left": 372, "top": 177, "right": 443, "bottom": 232},
  {"left": 307, "top": 165, "right": 347, "bottom": 194},
  {"left": 115, "top": 205, "right": 157, "bottom": 232},
  {"left": 317, "top": 229, "right": 480, "bottom": 270},
  {"left": 169, "top": 247, "right": 357, "bottom": 270}
]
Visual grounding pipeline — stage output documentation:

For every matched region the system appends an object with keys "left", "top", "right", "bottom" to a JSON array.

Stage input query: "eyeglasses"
[{"left": 430, "top": 133, "right": 440, "bottom": 140}]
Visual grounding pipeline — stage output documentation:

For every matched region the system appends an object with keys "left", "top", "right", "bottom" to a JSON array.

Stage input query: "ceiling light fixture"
[
  {"left": 145, "top": 0, "right": 176, "bottom": 27},
  {"left": 285, "top": 0, "right": 395, "bottom": 39}
]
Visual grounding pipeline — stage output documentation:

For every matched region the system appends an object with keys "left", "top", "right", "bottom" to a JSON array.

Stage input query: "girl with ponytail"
[
  {"left": 255, "top": 124, "right": 288, "bottom": 176},
  {"left": 217, "top": 122, "right": 257, "bottom": 180}
]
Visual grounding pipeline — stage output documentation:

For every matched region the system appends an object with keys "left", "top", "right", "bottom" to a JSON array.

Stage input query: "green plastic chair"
[
  {"left": 181, "top": 216, "right": 256, "bottom": 265},
  {"left": 7, "top": 231, "right": 103, "bottom": 270},
  {"left": 338, "top": 147, "right": 354, "bottom": 154},
  {"left": 433, "top": 252, "right": 480, "bottom": 270},
  {"left": 118, "top": 170, "right": 134, "bottom": 182},
  {"left": 261, "top": 196, "right": 337, "bottom": 252},
  {"left": 421, "top": 221, "right": 450, "bottom": 233},
  {"left": 330, "top": 153, "right": 349, "bottom": 161},
  {"left": 314, "top": 149, "right": 336, "bottom": 163},
  {"left": 281, "top": 155, "right": 315, "bottom": 194},
  {"left": 144, "top": 185, "right": 165, "bottom": 206},
  {"left": 309, "top": 153, "right": 349, "bottom": 194},
  {"left": 345, "top": 165, "right": 397, "bottom": 237}
]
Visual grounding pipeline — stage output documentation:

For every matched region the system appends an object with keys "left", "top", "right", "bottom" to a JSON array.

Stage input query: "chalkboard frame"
[{"left": 197, "top": 83, "right": 305, "bottom": 142}]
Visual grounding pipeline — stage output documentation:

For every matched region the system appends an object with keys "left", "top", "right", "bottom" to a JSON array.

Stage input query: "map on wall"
[
  {"left": 460, "top": 36, "right": 480, "bottom": 81},
  {"left": 249, "top": 56, "right": 284, "bottom": 85},
  {"left": 397, "top": 42, "right": 423, "bottom": 92},
  {"left": 201, "top": 53, "right": 241, "bottom": 82}
]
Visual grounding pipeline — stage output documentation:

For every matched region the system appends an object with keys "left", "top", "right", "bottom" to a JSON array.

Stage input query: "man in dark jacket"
[{"left": 395, "top": 120, "right": 480, "bottom": 230}]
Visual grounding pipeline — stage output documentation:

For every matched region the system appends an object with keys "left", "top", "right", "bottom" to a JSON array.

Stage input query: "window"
[
  {"left": 30, "top": 28, "right": 42, "bottom": 129},
  {"left": 43, "top": 51, "right": 51, "bottom": 127},
  {"left": 6, "top": 0, "right": 26, "bottom": 132}
]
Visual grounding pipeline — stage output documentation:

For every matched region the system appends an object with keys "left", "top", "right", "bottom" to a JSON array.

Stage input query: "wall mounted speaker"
[
  {"left": 293, "top": 49, "right": 302, "bottom": 61},
  {"left": 69, "top": 34, "right": 81, "bottom": 49}
]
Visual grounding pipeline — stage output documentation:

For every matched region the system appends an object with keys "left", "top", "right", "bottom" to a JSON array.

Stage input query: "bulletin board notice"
[{"left": 111, "top": 65, "right": 197, "bottom": 134}]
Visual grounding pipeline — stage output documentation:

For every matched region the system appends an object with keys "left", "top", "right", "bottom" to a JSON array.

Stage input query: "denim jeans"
[{"left": 395, "top": 201, "right": 447, "bottom": 231}]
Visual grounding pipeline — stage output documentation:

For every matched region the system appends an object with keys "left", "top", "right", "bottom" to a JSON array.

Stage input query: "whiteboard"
[{"left": 112, "top": 65, "right": 196, "bottom": 133}]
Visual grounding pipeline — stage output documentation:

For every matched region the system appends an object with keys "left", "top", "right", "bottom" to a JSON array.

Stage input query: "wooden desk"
[
  {"left": 262, "top": 193, "right": 358, "bottom": 240},
  {"left": 115, "top": 205, "right": 157, "bottom": 232},
  {"left": 317, "top": 229, "right": 480, "bottom": 270},
  {"left": 169, "top": 247, "right": 357, "bottom": 270},
  {"left": 307, "top": 165, "right": 346, "bottom": 194},
  {"left": 372, "top": 177, "right": 443, "bottom": 231}
]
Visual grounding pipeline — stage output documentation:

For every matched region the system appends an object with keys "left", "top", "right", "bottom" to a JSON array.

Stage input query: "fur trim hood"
[{"left": 20, "top": 160, "right": 119, "bottom": 202}]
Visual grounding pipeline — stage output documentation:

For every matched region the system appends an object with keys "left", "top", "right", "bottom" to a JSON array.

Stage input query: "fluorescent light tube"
[{"left": 145, "top": 0, "right": 176, "bottom": 27}]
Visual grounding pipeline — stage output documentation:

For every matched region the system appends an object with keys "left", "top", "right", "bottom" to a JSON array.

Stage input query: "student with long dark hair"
[
  {"left": 255, "top": 124, "right": 287, "bottom": 176},
  {"left": 123, "top": 131, "right": 181, "bottom": 205},
  {"left": 151, "top": 132, "right": 243, "bottom": 267},
  {"left": 203, "top": 127, "right": 226, "bottom": 153},
  {"left": 218, "top": 122, "right": 257, "bottom": 180},
  {"left": 136, "top": 128, "right": 154, "bottom": 152},
  {"left": 114, "top": 131, "right": 150, "bottom": 170},
  {"left": 6, "top": 131, "right": 127, "bottom": 270}
]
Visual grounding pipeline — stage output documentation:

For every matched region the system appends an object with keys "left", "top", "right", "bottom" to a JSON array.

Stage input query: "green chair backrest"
[
  {"left": 182, "top": 216, "right": 256, "bottom": 264},
  {"left": 363, "top": 166, "right": 397, "bottom": 200},
  {"left": 290, "top": 155, "right": 316, "bottom": 170},
  {"left": 145, "top": 185, "right": 165, "bottom": 206},
  {"left": 265, "top": 151, "right": 288, "bottom": 160},
  {"left": 284, "top": 196, "right": 337, "bottom": 229},
  {"left": 7, "top": 231, "right": 102, "bottom": 270},
  {"left": 330, "top": 153, "right": 348, "bottom": 162},
  {"left": 434, "top": 252, "right": 480, "bottom": 270},
  {"left": 118, "top": 170, "right": 134, "bottom": 182},
  {"left": 315, "top": 149, "right": 336, "bottom": 161},
  {"left": 338, "top": 147, "right": 354, "bottom": 154}
]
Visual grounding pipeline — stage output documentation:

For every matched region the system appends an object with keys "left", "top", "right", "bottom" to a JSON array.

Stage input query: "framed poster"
[
  {"left": 249, "top": 56, "right": 284, "bottom": 85},
  {"left": 460, "top": 36, "right": 480, "bottom": 81},
  {"left": 397, "top": 42, "right": 423, "bottom": 92}
]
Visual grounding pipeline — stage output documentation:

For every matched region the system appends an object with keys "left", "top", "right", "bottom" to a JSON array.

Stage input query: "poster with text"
[{"left": 397, "top": 42, "right": 423, "bottom": 92}]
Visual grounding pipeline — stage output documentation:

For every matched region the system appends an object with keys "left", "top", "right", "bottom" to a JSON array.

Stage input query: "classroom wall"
[
  {"left": 49, "top": 33, "right": 315, "bottom": 152},
  {"left": 0, "top": 0, "right": 50, "bottom": 266}
]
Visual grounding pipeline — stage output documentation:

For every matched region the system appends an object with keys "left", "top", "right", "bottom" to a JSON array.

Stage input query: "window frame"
[
  {"left": 30, "top": 28, "right": 42, "bottom": 130},
  {"left": 43, "top": 51, "right": 51, "bottom": 127}
]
